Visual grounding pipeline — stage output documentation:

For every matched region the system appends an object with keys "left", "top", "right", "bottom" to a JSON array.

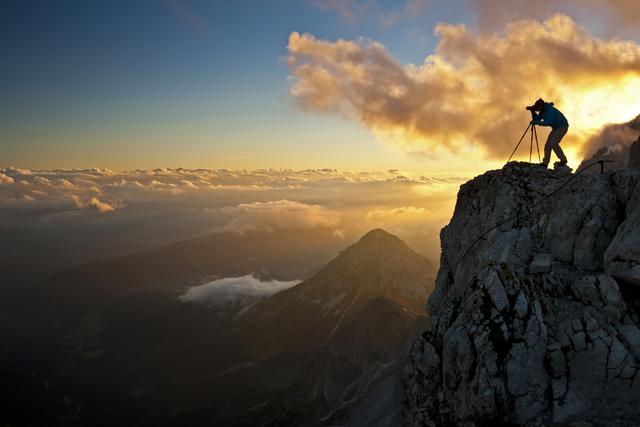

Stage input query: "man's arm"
[
  {"left": 530, "top": 116, "right": 545, "bottom": 126},
  {"left": 530, "top": 111, "right": 549, "bottom": 126}
]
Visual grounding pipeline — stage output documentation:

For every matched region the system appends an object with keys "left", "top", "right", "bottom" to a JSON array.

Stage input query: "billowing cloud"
[
  {"left": 471, "top": 0, "right": 640, "bottom": 34},
  {"left": 583, "top": 114, "right": 640, "bottom": 155},
  {"left": 88, "top": 197, "right": 116, "bottom": 213},
  {"left": 179, "top": 275, "right": 301, "bottom": 314},
  {"left": 366, "top": 206, "right": 430, "bottom": 229},
  {"left": 69, "top": 194, "right": 117, "bottom": 213},
  {"left": 576, "top": 114, "right": 640, "bottom": 169},
  {"left": 287, "top": 15, "right": 640, "bottom": 160},
  {"left": 0, "top": 173, "right": 14, "bottom": 184},
  {"left": 216, "top": 200, "right": 341, "bottom": 234}
]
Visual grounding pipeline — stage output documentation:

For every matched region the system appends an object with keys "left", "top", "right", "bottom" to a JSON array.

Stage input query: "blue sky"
[
  {"left": 0, "top": 0, "right": 474, "bottom": 170},
  {"left": 1, "top": 1, "right": 636, "bottom": 171}
]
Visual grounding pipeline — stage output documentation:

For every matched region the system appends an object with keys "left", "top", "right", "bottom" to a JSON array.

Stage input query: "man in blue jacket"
[{"left": 529, "top": 98, "right": 569, "bottom": 167}]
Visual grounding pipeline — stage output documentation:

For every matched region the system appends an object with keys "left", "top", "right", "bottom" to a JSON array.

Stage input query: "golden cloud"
[
  {"left": 216, "top": 200, "right": 341, "bottom": 234},
  {"left": 287, "top": 15, "right": 640, "bottom": 160},
  {"left": 472, "top": 0, "right": 640, "bottom": 34}
]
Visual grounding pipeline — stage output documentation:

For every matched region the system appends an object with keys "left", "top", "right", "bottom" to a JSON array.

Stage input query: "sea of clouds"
[{"left": 0, "top": 167, "right": 466, "bottom": 281}]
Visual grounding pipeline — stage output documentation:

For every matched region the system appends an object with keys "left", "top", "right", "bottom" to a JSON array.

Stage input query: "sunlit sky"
[{"left": 2, "top": 0, "right": 640, "bottom": 174}]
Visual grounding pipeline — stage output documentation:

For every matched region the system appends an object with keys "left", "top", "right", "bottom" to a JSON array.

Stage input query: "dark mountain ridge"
[{"left": 2, "top": 228, "right": 435, "bottom": 427}]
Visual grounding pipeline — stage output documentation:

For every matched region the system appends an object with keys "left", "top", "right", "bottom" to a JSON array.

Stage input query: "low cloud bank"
[
  {"left": 0, "top": 167, "right": 465, "bottom": 270},
  {"left": 179, "top": 275, "right": 301, "bottom": 314},
  {"left": 216, "top": 200, "right": 340, "bottom": 234},
  {"left": 0, "top": 167, "right": 463, "bottom": 224}
]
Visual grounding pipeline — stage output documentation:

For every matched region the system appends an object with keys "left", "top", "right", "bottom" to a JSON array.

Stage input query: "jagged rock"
[
  {"left": 514, "top": 291, "right": 529, "bottom": 318},
  {"left": 629, "top": 138, "right": 640, "bottom": 169},
  {"left": 554, "top": 162, "right": 573, "bottom": 174},
  {"left": 406, "top": 162, "right": 640, "bottom": 427},
  {"left": 485, "top": 270, "right": 509, "bottom": 312},
  {"left": 604, "top": 173, "right": 640, "bottom": 286},
  {"left": 617, "top": 324, "right": 640, "bottom": 360},
  {"left": 530, "top": 253, "right": 552, "bottom": 274}
]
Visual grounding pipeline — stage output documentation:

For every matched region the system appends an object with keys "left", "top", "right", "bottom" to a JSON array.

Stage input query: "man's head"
[{"left": 533, "top": 98, "right": 545, "bottom": 112}]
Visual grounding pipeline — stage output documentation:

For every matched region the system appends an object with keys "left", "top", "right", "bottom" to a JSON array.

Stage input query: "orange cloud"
[
  {"left": 216, "top": 200, "right": 341, "bottom": 234},
  {"left": 471, "top": 0, "right": 640, "bottom": 34},
  {"left": 287, "top": 15, "right": 640, "bottom": 160}
]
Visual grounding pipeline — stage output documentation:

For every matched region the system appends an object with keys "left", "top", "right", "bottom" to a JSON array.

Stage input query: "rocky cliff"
[{"left": 406, "top": 161, "right": 640, "bottom": 426}]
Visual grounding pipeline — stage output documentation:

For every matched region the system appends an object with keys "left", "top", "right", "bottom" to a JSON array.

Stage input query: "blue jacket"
[{"left": 532, "top": 102, "right": 569, "bottom": 130}]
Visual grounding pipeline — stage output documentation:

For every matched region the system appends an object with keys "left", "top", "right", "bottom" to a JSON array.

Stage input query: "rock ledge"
[{"left": 406, "top": 162, "right": 640, "bottom": 426}]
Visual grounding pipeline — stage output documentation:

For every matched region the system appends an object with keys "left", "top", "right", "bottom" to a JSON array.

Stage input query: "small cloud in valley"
[{"left": 179, "top": 275, "right": 301, "bottom": 315}]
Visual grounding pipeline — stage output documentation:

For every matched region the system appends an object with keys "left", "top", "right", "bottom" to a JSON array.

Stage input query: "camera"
[{"left": 525, "top": 105, "right": 535, "bottom": 112}]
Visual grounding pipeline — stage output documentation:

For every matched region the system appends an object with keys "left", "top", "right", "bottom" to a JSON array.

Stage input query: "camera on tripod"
[{"left": 526, "top": 98, "right": 545, "bottom": 112}]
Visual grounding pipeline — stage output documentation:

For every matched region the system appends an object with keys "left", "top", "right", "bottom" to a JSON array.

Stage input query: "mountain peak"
[
  {"left": 359, "top": 228, "right": 396, "bottom": 240},
  {"left": 285, "top": 229, "right": 434, "bottom": 314},
  {"left": 348, "top": 228, "right": 411, "bottom": 256},
  {"left": 356, "top": 228, "right": 404, "bottom": 247}
]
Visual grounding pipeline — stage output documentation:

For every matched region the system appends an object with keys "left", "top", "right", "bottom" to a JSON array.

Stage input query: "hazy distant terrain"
[
  {"left": 0, "top": 166, "right": 452, "bottom": 426},
  {"left": 1, "top": 229, "right": 434, "bottom": 426}
]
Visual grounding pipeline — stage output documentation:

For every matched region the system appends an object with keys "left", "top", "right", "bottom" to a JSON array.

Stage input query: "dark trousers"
[{"left": 543, "top": 127, "right": 568, "bottom": 165}]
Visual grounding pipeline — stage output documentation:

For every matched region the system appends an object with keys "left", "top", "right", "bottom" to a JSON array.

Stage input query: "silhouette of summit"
[{"left": 251, "top": 229, "right": 435, "bottom": 425}]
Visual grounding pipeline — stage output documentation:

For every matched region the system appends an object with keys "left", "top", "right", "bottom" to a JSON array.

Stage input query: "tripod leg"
[
  {"left": 529, "top": 126, "right": 534, "bottom": 163},
  {"left": 506, "top": 124, "right": 532, "bottom": 164},
  {"left": 534, "top": 125, "right": 541, "bottom": 162}
]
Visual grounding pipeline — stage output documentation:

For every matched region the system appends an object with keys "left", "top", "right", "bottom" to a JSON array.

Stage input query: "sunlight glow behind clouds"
[
  {"left": 0, "top": 167, "right": 465, "bottom": 259},
  {"left": 287, "top": 14, "right": 640, "bottom": 163}
]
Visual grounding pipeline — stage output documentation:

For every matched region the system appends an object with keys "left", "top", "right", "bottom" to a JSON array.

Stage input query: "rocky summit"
[{"left": 406, "top": 161, "right": 640, "bottom": 426}]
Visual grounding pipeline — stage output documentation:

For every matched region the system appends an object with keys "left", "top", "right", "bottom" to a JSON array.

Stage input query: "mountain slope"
[
  {"left": 214, "top": 229, "right": 435, "bottom": 425},
  {"left": 406, "top": 161, "right": 640, "bottom": 426},
  {"left": 244, "top": 229, "right": 432, "bottom": 345},
  {"left": 4, "top": 229, "right": 435, "bottom": 426},
  {"left": 16, "top": 227, "right": 343, "bottom": 323}
]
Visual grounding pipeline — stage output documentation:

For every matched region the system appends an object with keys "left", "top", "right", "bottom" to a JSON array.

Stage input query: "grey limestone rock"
[
  {"left": 629, "top": 138, "right": 640, "bottom": 169},
  {"left": 530, "top": 253, "right": 552, "bottom": 274},
  {"left": 405, "top": 162, "right": 640, "bottom": 427}
]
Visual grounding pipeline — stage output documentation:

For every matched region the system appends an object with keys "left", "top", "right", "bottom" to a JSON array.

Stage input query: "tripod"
[{"left": 506, "top": 123, "right": 541, "bottom": 164}]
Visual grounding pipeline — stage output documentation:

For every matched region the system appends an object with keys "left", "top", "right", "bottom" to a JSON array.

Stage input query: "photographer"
[{"left": 527, "top": 98, "right": 569, "bottom": 167}]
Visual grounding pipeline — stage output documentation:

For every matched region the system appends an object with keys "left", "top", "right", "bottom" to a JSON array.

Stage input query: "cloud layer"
[
  {"left": 287, "top": 14, "right": 640, "bottom": 159},
  {"left": 217, "top": 200, "right": 341, "bottom": 234},
  {"left": 0, "top": 167, "right": 464, "bottom": 270},
  {"left": 0, "top": 167, "right": 463, "bottom": 217}
]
